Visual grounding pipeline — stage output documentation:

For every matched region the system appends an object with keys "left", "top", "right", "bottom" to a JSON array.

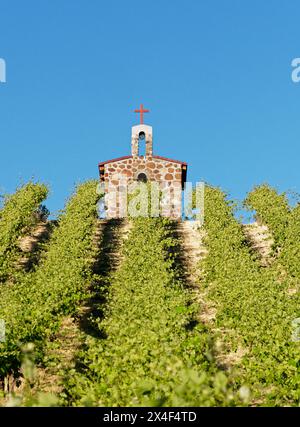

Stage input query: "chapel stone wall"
[{"left": 102, "top": 156, "right": 183, "bottom": 219}]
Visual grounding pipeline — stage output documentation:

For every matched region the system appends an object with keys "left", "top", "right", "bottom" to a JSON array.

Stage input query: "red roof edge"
[
  {"left": 152, "top": 155, "right": 187, "bottom": 166},
  {"left": 98, "top": 155, "right": 132, "bottom": 167},
  {"left": 98, "top": 154, "right": 187, "bottom": 167}
]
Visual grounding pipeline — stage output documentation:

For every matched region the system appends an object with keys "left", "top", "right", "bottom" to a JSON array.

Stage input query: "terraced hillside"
[{"left": 0, "top": 181, "right": 299, "bottom": 406}]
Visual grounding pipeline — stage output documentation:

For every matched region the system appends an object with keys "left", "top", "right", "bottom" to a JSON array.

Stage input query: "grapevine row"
[
  {"left": 0, "top": 180, "right": 100, "bottom": 381},
  {"left": 64, "top": 217, "right": 237, "bottom": 406},
  {"left": 244, "top": 184, "right": 290, "bottom": 250},
  {"left": 201, "top": 186, "right": 300, "bottom": 405},
  {"left": 245, "top": 184, "right": 300, "bottom": 279},
  {"left": 0, "top": 182, "right": 48, "bottom": 282}
]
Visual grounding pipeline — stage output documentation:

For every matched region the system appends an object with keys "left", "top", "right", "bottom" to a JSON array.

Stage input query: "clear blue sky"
[{"left": 0, "top": 0, "right": 299, "bottom": 217}]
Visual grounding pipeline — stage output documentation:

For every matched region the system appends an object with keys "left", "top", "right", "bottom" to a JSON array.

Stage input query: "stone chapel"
[{"left": 98, "top": 105, "right": 187, "bottom": 219}]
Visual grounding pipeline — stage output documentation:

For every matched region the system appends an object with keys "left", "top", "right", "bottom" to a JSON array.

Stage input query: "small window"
[{"left": 137, "top": 172, "right": 148, "bottom": 183}]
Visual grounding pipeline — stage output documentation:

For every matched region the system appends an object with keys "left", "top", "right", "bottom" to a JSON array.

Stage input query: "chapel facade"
[{"left": 98, "top": 105, "right": 187, "bottom": 219}]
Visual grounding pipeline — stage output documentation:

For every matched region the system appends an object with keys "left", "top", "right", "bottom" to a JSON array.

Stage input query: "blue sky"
[{"left": 0, "top": 0, "right": 299, "bottom": 217}]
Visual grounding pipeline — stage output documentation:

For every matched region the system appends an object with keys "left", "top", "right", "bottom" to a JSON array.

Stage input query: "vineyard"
[{"left": 0, "top": 181, "right": 300, "bottom": 406}]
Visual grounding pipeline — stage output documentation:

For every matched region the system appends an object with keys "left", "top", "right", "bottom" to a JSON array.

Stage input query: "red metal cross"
[{"left": 134, "top": 103, "right": 149, "bottom": 124}]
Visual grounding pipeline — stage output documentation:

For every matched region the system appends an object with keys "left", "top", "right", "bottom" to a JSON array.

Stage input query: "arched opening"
[
  {"left": 137, "top": 172, "right": 148, "bottom": 183},
  {"left": 138, "top": 131, "right": 146, "bottom": 156}
]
